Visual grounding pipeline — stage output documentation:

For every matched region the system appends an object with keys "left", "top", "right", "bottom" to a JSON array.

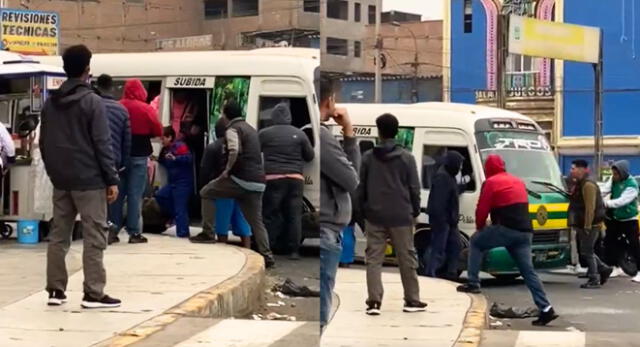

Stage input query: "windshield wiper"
[
  {"left": 526, "top": 189, "right": 542, "bottom": 199},
  {"left": 530, "top": 180, "right": 569, "bottom": 198}
]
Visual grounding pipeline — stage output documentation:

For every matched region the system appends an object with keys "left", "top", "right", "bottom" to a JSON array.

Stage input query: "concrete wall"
[{"left": 10, "top": 0, "right": 204, "bottom": 52}]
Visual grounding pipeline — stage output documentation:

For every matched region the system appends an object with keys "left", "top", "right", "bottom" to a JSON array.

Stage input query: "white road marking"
[{"left": 515, "top": 331, "right": 585, "bottom": 347}]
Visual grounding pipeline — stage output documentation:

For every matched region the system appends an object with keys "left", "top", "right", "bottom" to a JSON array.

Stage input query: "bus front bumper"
[{"left": 483, "top": 243, "right": 571, "bottom": 276}]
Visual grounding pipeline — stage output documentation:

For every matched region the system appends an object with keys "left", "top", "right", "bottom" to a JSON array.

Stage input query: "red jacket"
[
  {"left": 476, "top": 154, "right": 533, "bottom": 232},
  {"left": 120, "top": 79, "right": 162, "bottom": 157}
]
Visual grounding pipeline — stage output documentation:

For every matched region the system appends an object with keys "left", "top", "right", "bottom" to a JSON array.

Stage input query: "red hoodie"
[
  {"left": 476, "top": 154, "right": 533, "bottom": 232},
  {"left": 120, "top": 79, "right": 163, "bottom": 157}
]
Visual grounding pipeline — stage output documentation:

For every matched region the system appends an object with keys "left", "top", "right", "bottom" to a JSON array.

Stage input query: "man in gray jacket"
[
  {"left": 41, "top": 45, "right": 121, "bottom": 309},
  {"left": 260, "top": 103, "right": 314, "bottom": 259},
  {"left": 319, "top": 76, "right": 360, "bottom": 329}
]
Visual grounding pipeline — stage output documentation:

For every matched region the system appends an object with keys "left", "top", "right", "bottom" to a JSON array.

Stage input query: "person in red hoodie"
[
  {"left": 457, "top": 154, "right": 558, "bottom": 326},
  {"left": 113, "top": 79, "right": 163, "bottom": 244}
]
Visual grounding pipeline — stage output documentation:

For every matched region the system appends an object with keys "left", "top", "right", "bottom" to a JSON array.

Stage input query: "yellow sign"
[
  {"left": 509, "top": 15, "right": 601, "bottom": 64},
  {"left": 0, "top": 9, "right": 59, "bottom": 56}
]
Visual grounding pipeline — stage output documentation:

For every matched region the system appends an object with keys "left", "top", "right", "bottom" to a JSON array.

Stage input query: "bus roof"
[
  {"left": 335, "top": 102, "right": 534, "bottom": 132},
  {"left": 0, "top": 51, "right": 65, "bottom": 76},
  {"left": 32, "top": 48, "right": 319, "bottom": 78}
]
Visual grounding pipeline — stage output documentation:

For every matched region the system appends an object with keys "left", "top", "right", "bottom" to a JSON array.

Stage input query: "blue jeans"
[
  {"left": 108, "top": 175, "right": 127, "bottom": 232},
  {"left": 115, "top": 157, "right": 148, "bottom": 236},
  {"left": 340, "top": 225, "right": 355, "bottom": 264},
  {"left": 155, "top": 182, "right": 192, "bottom": 238},
  {"left": 320, "top": 226, "right": 342, "bottom": 329},
  {"left": 467, "top": 225, "right": 551, "bottom": 310},
  {"left": 215, "top": 199, "right": 251, "bottom": 237}
]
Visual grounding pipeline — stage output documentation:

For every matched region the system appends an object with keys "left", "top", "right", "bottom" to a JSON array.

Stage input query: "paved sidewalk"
[
  {"left": 0, "top": 234, "right": 251, "bottom": 347},
  {"left": 322, "top": 267, "right": 472, "bottom": 347}
]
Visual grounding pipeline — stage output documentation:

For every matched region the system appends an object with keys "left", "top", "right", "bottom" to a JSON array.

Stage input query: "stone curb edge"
[
  {"left": 99, "top": 247, "right": 266, "bottom": 347},
  {"left": 454, "top": 291, "right": 488, "bottom": 347}
]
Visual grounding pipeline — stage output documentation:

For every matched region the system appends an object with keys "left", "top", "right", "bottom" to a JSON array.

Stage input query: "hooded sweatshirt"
[
  {"left": 120, "top": 79, "right": 163, "bottom": 157},
  {"left": 476, "top": 154, "right": 533, "bottom": 232},
  {"left": 40, "top": 79, "right": 119, "bottom": 191},
  {"left": 426, "top": 151, "right": 463, "bottom": 227},
  {"left": 602, "top": 160, "right": 639, "bottom": 221},
  {"left": 259, "top": 103, "right": 315, "bottom": 177},
  {"left": 357, "top": 139, "right": 421, "bottom": 228}
]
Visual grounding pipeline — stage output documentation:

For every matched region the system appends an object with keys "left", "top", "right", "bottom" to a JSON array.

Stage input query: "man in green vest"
[{"left": 601, "top": 160, "right": 640, "bottom": 282}]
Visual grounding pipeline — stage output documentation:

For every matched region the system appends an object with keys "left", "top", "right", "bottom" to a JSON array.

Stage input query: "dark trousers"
[
  {"left": 577, "top": 227, "right": 610, "bottom": 281},
  {"left": 200, "top": 176, "right": 274, "bottom": 262},
  {"left": 425, "top": 218, "right": 461, "bottom": 278},
  {"left": 467, "top": 225, "right": 551, "bottom": 310},
  {"left": 263, "top": 178, "right": 304, "bottom": 254},
  {"left": 603, "top": 219, "right": 640, "bottom": 268},
  {"left": 156, "top": 182, "right": 192, "bottom": 238}
]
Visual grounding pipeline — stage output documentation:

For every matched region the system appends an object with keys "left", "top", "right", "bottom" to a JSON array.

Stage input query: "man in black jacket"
[
  {"left": 41, "top": 45, "right": 121, "bottom": 309},
  {"left": 199, "top": 100, "right": 275, "bottom": 267},
  {"left": 357, "top": 113, "right": 426, "bottom": 316},
  {"left": 260, "top": 103, "right": 314, "bottom": 259},
  {"left": 94, "top": 74, "right": 132, "bottom": 245},
  {"left": 425, "top": 151, "right": 464, "bottom": 279}
]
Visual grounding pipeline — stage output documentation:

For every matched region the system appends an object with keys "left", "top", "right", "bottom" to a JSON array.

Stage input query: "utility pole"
[
  {"left": 391, "top": 21, "right": 419, "bottom": 102},
  {"left": 496, "top": 14, "right": 508, "bottom": 109},
  {"left": 594, "top": 31, "right": 604, "bottom": 180},
  {"left": 374, "top": 0, "right": 382, "bottom": 103}
]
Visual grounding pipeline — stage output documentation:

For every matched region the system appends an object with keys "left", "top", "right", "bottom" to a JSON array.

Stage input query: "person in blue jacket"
[{"left": 156, "top": 126, "right": 194, "bottom": 238}]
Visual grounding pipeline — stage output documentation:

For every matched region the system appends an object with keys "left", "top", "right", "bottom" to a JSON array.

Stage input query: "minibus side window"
[
  {"left": 258, "top": 96, "right": 314, "bottom": 147},
  {"left": 421, "top": 145, "right": 476, "bottom": 192}
]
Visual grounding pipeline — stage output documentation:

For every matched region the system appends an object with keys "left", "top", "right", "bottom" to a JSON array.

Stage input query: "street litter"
[
  {"left": 490, "top": 321, "right": 503, "bottom": 328},
  {"left": 266, "top": 301, "right": 286, "bottom": 307},
  {"left": 252, "top": 314, "right": 263, "bottom": 320},
  {"left": 274, "top": 292, "right": 289, "bottom": 299},
  {"left": 273, "top": 278, "right": 320, "bottom": 297},
  {"left": 490, "top": 302, "right": 539, "bottom": 319},
  {"left": 265, "top": 312, "right": 297, "bottom": 321}
]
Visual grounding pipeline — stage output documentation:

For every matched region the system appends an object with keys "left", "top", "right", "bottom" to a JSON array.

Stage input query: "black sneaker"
[
  {"left": 108, "top": 234, "right": 120, "bottom": 245},
  {"left": 289, "top": 252, "right": 301, "bottom": 261},
  {"left": 580, "top": 280, "right": 601, "bottom": 289},
  {"left": 600, "top": 267, "right": 613, "bottom": 285},
  {"left": 403, "top": 300, "right": 428, "bottom": 313},
  {"left": 265, "top": 257, "right": 276, "bottom": 269},
  {"left": 532, "top": 307, "right": 559, "bottom": 326},
  {"left": 456, "top": 283, "right": 481, "bottom": 294},
  {"left": 81, "top": 294, "right": 121, "bottom": 309},
  {"left": 128, "top": 234, "right": 148, "bottom": 244},
  {"left": 189, "top": 232, "right": 217, "bottom": 244},
  {"left": 47, "top": 290, "right": 67, "bottom": 306},
  {"left": 366, "top": 301, "right": 381, "bottom": 315}
]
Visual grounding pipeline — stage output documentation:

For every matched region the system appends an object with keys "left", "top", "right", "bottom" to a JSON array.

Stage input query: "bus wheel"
[{"left": 493, "top": 274, "right": 520, "bottom": 281}]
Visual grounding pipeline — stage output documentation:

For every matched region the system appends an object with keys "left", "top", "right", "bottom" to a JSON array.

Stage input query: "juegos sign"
[{"left": 0, "top": 8, "right": 59, "bottom": 56}]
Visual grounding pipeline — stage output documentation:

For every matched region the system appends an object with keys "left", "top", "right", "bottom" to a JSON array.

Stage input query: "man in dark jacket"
[
  {"left": 41, "top": 45, "right": 121, "bottom": 309},
  {"left": 358, "top": 113, "right": 426, "bottom": 316},
  {"left": 199, "top": 100, "right": 275, "bottom": 267},
  {"left": 94, "top": 74, "right": 132, "bottom": 245},
  {"left": 568, "top": 159, "right": 612, "bottom": 288},
  {"left": 319, "top": 76, "right": 360, "bottom": 329},
  {"left": 119, "top": 79, "right": 163, "bottom": 244},
  {"left": 425, "top": 151, "right": 464, "bottom": 279},
  {"left": 457, "top": 154, "right": 558, "bottom": 326},
  {"left": 259, "top": 103, "right": 314, "bottom": 259}
]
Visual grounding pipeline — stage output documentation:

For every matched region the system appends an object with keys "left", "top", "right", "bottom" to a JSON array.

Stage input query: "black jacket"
[
  {"left": 357, "top": 140, "right": 420, "bottom": 228},
  {"left": 426, "top": 151, "right": 463, "bottom": 227},
  {"left": 259, "top": 103, "right": 314, "bottom": 175},
  {"left": 227, "top": 118, "right": 265, "bottom": 183},
  {"left": 96, "top": 91, "right": 131, "bottom": 171},
  {"left": 40, "top": 79, "right": 119, "bottom": 190}
]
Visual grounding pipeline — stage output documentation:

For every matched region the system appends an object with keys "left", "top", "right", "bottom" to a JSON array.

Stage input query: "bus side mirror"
[{"left": 17, "top": 114, "right": 39, "bottom": 138}]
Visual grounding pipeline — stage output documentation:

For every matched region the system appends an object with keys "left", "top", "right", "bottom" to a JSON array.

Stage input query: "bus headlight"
[{"left": 558, "top": 229, "right": 570, "bottom": 243}]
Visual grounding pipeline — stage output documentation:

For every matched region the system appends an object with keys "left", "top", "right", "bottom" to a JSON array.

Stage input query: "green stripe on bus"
[{"left": 529, "top": 211, "right": 568, "bottom": 220}]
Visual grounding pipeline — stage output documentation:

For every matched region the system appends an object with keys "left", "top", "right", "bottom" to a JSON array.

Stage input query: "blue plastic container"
[{"left": 17, "top": 220, "right": 39, "bottom": 244}]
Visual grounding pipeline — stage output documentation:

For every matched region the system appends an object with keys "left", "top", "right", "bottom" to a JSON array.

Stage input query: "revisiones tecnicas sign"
[{"left": 0, "top": 8, "right": 59, "bottom": 56}]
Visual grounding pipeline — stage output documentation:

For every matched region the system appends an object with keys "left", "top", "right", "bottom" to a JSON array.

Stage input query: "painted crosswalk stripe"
[
  {"left": 515, "top": 331, "right": 586, "bottom": 347},
  {"left": 176, "top": 319, "right": 306, "bottom": 347}
]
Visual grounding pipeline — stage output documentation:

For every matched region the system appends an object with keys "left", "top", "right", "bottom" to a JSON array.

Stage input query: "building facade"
[
  {"left": 4, "top": 0, "right": 320, "bottom": 53},
  {"left": 445, "top": 0, "right": 640, "bottom": 175}
]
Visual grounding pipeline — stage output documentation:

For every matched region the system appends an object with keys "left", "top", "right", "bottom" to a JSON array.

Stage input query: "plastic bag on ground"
[{"left": 489, "top": 302, "right": 539, "bottom": 319}]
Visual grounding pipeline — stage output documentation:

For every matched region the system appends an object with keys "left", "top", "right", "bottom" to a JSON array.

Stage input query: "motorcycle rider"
[{"left": 600, "top": 160, "right": 640, "bottom": 282}]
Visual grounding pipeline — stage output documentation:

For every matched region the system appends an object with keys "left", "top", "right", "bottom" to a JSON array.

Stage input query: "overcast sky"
[{"left": 382, "top": 0, "right": 444, "bottom": 20}]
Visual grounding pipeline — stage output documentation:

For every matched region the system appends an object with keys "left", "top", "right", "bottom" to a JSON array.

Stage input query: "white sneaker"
[
  {"left": 575, "top": 265, "right": 588, "bottom": 275},
  {"left": 631, "top": 273, "right": 640, "bottom": 283},
  {"left": 610, "top": 267, "right": 625, "bottom": 278}
]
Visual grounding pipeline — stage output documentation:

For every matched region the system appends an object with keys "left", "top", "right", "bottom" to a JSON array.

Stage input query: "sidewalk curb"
[
  {"left": 454, "top": 292, "right": 488, "bottom": 347},
  {"left": 99, "top": 246, "right": 265, "bottom": 347}
]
